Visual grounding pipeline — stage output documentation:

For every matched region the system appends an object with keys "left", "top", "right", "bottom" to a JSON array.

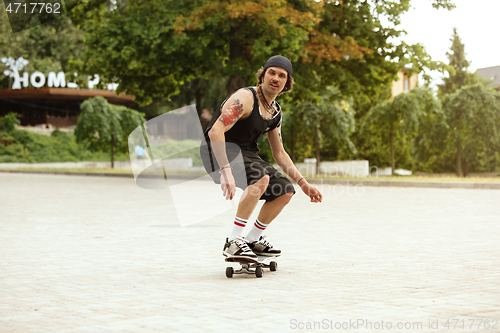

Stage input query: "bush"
[
  {"left": 0, "top": 128, "right": 128, "bottom": 163},
  {"left": 0, "top": 113, "right": 21, "bottom": 132}
]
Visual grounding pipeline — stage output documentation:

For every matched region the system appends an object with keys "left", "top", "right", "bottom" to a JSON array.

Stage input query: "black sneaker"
[
  {"left": 223, "top": 237, "right": 258, "bottom": 258},
  {"left": 246, "top": 235, "right": 281, "bottom": 257}
]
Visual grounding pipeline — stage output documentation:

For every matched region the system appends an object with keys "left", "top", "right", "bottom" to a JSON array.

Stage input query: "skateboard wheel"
[
  {"left": 255, "top": 266, "right": 263, "bottom": 278},
  {"left": 226, "top": 266, "right": 234, "bottom": 278},
  {"left": 270, "top": 261, "right": 278, "bottom": 271}
]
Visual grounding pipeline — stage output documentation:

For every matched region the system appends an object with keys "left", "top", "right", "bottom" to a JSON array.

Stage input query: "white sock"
[
  {"left": 245, "top": 219, "right": 268, "bottom": 242},
  {"left": 228, "top": 217, "right": 248, "bottom": 241}
]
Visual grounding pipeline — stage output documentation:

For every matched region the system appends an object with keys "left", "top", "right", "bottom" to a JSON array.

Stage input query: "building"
[
  {"left": 476, "top": 65, "right": 500, "bottom": 89},
  {"left": 391, "top": 67, "right": 418, "bottom": 99},
  {"left": 1, "top": 56, "right": 137, "bottom": 128},
  {"left": 0, "top": 88, "right": 137, "bottom": 128}
]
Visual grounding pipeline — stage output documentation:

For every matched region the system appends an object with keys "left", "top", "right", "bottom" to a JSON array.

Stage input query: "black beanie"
[{"left": 263, "top": 55, "right": 293, "bottom": 78}]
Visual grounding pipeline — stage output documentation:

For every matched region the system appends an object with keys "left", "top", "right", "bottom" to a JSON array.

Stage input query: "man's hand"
[
  {"left": 220, "top": 168, "right": 236, "bottom": 200},
  {"left": 300, "top": 181, "right": 323, "bottom": 203}
]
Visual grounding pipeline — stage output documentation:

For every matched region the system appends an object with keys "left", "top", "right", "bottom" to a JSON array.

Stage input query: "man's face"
[{"left": 262, "top": 66, "right": 288, "bottom": 94}]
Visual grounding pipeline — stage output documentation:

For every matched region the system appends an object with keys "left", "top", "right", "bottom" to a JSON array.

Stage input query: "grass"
[
  {"left": 0, "top": 167, "right": 133, "bottom": 174},
  {"left": 311, "top": 175, "right": 500, "bottom": 183},
  {"left": 0, "top": 167, "right": 209, "bottom": 177}
]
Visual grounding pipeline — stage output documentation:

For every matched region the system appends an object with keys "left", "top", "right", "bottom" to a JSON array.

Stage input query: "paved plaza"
[{"left": 1, "top": 172, "right": 500, "bottom": 332}]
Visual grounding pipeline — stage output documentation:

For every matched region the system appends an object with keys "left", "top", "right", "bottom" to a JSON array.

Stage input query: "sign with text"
[{"left": 1, "top": 56, "right": 118, "bottom": 90}]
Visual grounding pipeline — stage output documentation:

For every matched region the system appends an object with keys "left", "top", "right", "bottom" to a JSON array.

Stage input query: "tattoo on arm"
[
  {"left": 218, "top": 99, "right": 244, "bottom": 127},
  {"left": 279, "top": 130, "right": 283, "bottom": 145}
]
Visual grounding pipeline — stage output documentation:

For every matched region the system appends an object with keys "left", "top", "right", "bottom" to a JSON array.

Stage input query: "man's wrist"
[{"left": 219, "top": 165, "right": 232, "bottom": 174}]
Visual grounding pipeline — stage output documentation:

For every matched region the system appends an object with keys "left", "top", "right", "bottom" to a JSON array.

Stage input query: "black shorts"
[
  {"left": 201, "top": 145, "right": 295, "bottom": 202},
  {"left": 242, "top": 151, "right": 296, "bottom": 202}
]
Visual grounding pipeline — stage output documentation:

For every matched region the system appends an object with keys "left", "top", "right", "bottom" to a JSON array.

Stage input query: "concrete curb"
[
  {"left": 307, "top": 178, "right": 500, "bottom": 190},
  {"left": 0, "top": 169, "right": 134, "bottom": 178},
  {"left": 2, "top": 169, "right": 500, "bottom": 190}
]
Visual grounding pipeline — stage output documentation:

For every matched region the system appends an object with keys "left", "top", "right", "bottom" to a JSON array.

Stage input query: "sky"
[{"left": 396, "top": 0, "right": 500, "bottom": 84}]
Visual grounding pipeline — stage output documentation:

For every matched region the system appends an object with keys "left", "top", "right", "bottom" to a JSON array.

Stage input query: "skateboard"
[{"left": 224, "top": 255, "right": 278, "bottom": 278}]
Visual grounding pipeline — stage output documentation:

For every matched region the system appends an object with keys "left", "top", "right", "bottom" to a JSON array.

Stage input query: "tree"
[
  {"left": 0, "top": 12, "right": 86, "bottom": 89},
  {"left": 70, "top": 0, "right": 455, "bottom": 168},
  {"left": 293, "top": 87, "right": 356, "bottom": 173},
  {"left": 410, "top": 89, "right": 449, "bottom": 173},
  {"left": 438, "top": 28, "right": 477, "bottom": 97},
  {"left": 434, "top": 28, "right": 500, "bottom": 176},
  {"left": 442, "top": 85, "right": 500, "bottom": 177},
  {"left": 362, "top": 88, "right": 439, "bottom": 174},
  {"left": 75, "top": 97, "right": 145, "bottom": 168},
  {"left": 173, "top": 0, "right": 371, "bottom": 96},
  {"left": 74, "top": 0, "right": 225, "bottom": 106},
  {"left": 77, "top": 0, "right": 453, "bottom": 105},
  {"left": 0, "top": 113, "right": 21, "bottom": 132}
]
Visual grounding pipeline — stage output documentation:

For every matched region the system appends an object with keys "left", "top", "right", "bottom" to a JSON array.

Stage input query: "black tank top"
[{"left": 204, "top": 87, "right": 282, "bottom": 152}]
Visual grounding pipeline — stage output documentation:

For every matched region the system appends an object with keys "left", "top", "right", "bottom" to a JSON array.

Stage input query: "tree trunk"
[
  {"left": 315, "top": 126, "right": 320, "bottom": 175},
  {"left": 290, "top": 126, "right": 295, "bottom": 163},
  {"left": 111, "top": 134, "right": 115, "bottom": 169},
  {"left": 226, "top": 75, "right": 247, "bottom": 95},
  {"left": 226, "top": 25, "right": 248, "bottom": 95},
  {"left": 463, "top": 159, "right": 469, "bottom": 178},
  {"left": 456, "top": 129, "right": 462, "bottom": 177},
  {"left": 390, "top": 123, "right": 395, "bottom": 175},
  {"left": 195, "top": 78, "right": 204, "bottom": 117}
]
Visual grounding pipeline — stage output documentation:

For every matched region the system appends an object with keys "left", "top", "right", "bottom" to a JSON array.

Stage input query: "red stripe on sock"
[
  {"left": 234, "top": 222, "right": 246, "bottom": 227},
  {"left": 254, "top": 222, "right": 266, "bottom": 230}
]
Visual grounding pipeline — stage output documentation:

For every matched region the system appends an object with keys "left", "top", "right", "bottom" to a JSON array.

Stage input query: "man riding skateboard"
[{"left": 202, "top": 55, "right": 323, "bottom": 259}]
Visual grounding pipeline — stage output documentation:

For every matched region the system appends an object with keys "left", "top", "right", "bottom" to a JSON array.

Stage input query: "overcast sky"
[{"left": 397, "top": 0, "right": 499, "bottom": 84}]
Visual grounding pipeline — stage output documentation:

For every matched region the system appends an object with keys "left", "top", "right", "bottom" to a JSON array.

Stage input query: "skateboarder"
[{"left": 202, "top": 55, "right": 323, "bottom": 259}]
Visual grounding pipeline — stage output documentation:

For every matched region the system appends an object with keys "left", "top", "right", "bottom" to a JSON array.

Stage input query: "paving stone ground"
[{"left": 1, "top": 172, "right": 500, "bottom": 333}]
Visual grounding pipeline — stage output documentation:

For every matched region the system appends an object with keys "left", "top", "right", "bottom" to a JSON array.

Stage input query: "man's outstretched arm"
[{"left": 268, "top": 126, "right": 323, "bottom": 203}]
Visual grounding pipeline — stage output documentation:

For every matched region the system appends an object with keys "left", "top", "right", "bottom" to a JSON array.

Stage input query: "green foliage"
[
  {"left": 442, "top": 84, "right": 500, "bottom": 174},
  {"left": 284, "top": 0, "right": 448, "bottom": 166},
  {"left": 0, "top": 128, "right": 126, "bottom": 163},
  {"left": 75, "top": 96, "right": 122, "bottom": 151},
  {"left": 0, "top": 113, "right": 21, "bottom": 132},
  {"left": 74, "top": 0, "right": 207, "bottom": 105},
  {"left": 362, "top": 87, "right": 441, "bottom": 171},
  {"left": 64, "top": 0, "right": 109, "bottom": 29},
  {"left": 68, "top": 0, "right": 457, "bottom": 171},
  {"left": 114, "top": 105, "right": 148, "bottom": 151},
  {"left": 0, "top": 12, "right": 85, "bottom": 89},
  {"left": 409, "top": 85, "right": 500, "bottom": 175},
  {"left": 74, "top": 96, "right": 146, "bottom": 167},
  {"left": 362, "top": 89, "right": 432, "bottom": 138},
  {"left": 4, "top": 0, "right": 477, "bottom": 175},
  {"left": 76, "top": 0, "right": 449, "bottom": 107},
  {"left": 75, "top": 96, "right": 145, "bottom": 152},
  {"left": 431, "top": 0, "right": 456, "bottom": 10},
  {"left": 438, "top": 28, "right": 478, "bottom": 97},
  {"left": 410, "top": 94, "right": 450, "bottom": 173},
  {"left": 293, "top": 87, "right": 356, "bottom": 165},
  {"left": 418, "top": 28, "right": 500, "bottom": 175}
]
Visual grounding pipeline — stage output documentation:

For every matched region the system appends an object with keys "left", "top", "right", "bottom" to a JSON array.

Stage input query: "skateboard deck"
[{"left": 224, "top": 255, "right": 278, "bottom": 278}]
